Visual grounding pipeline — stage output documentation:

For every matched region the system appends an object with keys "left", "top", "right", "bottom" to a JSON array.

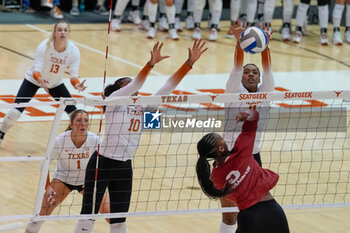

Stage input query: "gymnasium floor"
[{"left": 0, "top": 19, "right": 350, "bottom": 233}]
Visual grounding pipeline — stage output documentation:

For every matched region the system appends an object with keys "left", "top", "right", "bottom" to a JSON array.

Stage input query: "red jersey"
[{"left": 212, "top": 115, "right": 279, "bottom": 210}]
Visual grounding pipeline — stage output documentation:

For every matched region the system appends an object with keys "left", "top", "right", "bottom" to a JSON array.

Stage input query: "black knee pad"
[
  {"left": 300, "top": 0, "right": 311, "bottom": 4},
  {"left": 317, "top": 0, "right": 329, "bottom": 6}
]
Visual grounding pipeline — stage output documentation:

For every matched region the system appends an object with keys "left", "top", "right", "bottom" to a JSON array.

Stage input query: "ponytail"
[
  {"left": 196, "top": 133, "right": 231, "bottom": 199},
  {"left": 196, "top": 156, "right": 230, "bottom": 199},
  {"left": 103, "top": 77, "right": 132, "bottom": 111}
]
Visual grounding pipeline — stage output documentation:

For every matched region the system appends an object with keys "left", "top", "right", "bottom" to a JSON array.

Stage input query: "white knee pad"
[
  {"left": 0, "top": 108, "right": 22, "bottom": 133},
  {"left": 263, "top": 0, "right": 276, "bottom": 22},
  {"left": 332, "top": 4, "right": 345, "bottom": 28},
  {"left": 246, "top": 0, "right": 258, "bottom": 23},
  {"left": 114, "top": 0, "right": 130, "bottom": 16},
  {"left": 295, "top": 2, "right": 309, "bottom": 27},
  {"left": 166, "top": 5, "right": 176, "bottom": 24},
  {"left": 346, "top": 4, "right": 350, "bottom": 27},
  {"left": 131, "top": 0, "right": 139, "bottom": 5},
  {"left": 219, "top": 221, "right": 236, "bottom": 233},
  {"left": 74, "top": 219, "right": 95, "bottom": 233},
  {"left": 193, "top": 0, "right": 206, "bottom": 22},
  {"left": 148, "top": 2, "right": 158, "bottom": 22},
  {"left": 25, "top": 221, "right": 44, "bottom": 233},
  {"left": 110, "top": 222, "right": 127, "bottom": 233},
  {"left": 283, "top": 0, "right": 294, "bottom": 23},
  {"left": 230, "top": 0, "right": 241, "bottom": 21},
  {"left": 209, "top": 0, "right": 223, "bottom": 25},
  {"left": 318, "top": 4, "right": 329, "bottom": 29}
]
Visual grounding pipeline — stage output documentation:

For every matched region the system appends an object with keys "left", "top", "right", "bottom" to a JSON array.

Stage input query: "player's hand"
[
  {"left": 236, "top": 112, "right": 249, "bottom": 122},
  {"left": 37, "top": 77, "right": 50, "bottom": 94},
  {"left": 186, "top": 39, "right": 208, "bottom": 67},
  {"left": 46, "top": 186, "right": 58, "bottom": 207},
  {"left": 75, "top": 79, "right": 87, "bottom": 92},
  {"left": 227, "top": 19, "right": 246, "bottom": 42},
  {"left": 148, "top": 41, "right": 170, "bottom": 67},
  {"left": 260, "top": 21, "right": 273, "bottom": 46}
]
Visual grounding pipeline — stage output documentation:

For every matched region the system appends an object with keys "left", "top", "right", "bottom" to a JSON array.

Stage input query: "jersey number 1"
[{"left": 77, "top": 160, "right": 81, "bottom": 169}]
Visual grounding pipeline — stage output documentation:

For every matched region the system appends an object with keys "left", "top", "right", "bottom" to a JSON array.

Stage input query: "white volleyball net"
[{"left": 0, "top": 90, "right": 350, "bottom": 227}]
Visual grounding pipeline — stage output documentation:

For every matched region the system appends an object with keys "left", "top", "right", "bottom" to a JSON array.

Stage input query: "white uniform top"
[
  {"left": 52, "top": 131, "right": 100, "bottom": 186},
  {"left": 25, "top": 39, "right": 80, "bottom": 89},
  {"left": 100, "top": 65, "right": 182, "bottom": 161},
  {"left": 224, "top": 66, "right": 275, "bottom": 154}
]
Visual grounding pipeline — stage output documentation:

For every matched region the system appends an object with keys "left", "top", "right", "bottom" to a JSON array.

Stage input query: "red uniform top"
[{"left": 212, "top": 113, "right": 279, "bottom": 210}]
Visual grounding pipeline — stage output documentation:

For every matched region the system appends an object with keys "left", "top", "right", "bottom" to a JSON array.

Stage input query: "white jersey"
[
  {"left": 224, "top": 67, "right": 275, "bottom": 154},
  {"left": 100, "top": 105, "right": 143, "bottom": 161},
  {"left": 99, "top": 63, "right": 191, "bottom": 161},
  {"left": 52, "top": 131, "right": 100, "bottom": 186},
  {"left": 25, "top": 39, "right": 80, "bottom": 89}
]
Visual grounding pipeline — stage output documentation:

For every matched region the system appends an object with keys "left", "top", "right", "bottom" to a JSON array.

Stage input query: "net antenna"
[{"left": 91, "top": 0, "right": 114, "bottom": 216}]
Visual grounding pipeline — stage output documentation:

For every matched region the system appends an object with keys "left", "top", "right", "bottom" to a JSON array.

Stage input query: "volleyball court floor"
[{"left": 0, "top": 20, "right": 350, "bottom": 232}]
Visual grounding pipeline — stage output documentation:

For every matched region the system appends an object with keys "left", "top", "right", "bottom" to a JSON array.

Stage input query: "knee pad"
[
  {"left": 301, "top": 0, "right": 311, "bottom": 4},
  {"left": 317, "top": 0, "right": 329, "bottom": 6},
  {"left": 0, "top": 108, "right": 22, "bottom": 133},
  {"left": 110, "top": 222, "right": 127, "bottom": 233},
  {"left": 74, "top": 219, "right": 95, "bottom": 233},
  {"left": 25, "top": 221, "right": 44, "bottom": 233}
]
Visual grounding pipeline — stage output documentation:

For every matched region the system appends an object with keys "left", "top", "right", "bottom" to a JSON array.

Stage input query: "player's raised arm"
[
  {"left": 261, "top": 22, "right": 273, "bottom": 73},
  {"left": 259, "top": 22, "right": 275, "bottom": 92},
  {"left": 226, "top": 19, "right": 246, "bottom": 93},
  {"left": 110, "top": 42, "right": 169, "bottom": 97},
  {"left": 154, "top": 39, "right": 208, "bottom": 95}
]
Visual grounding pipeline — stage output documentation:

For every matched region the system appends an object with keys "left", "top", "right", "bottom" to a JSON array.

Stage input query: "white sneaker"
[
  {"left": 208, "top": 28, "right": 218, "bottom": 41},
  {"left": 192, "top": 27, "right": 201, "bottom": 40},
  {"left": 281, "top": 27, "right": 291, "bottom": 42},
  {"left": 128, "top": 10, "right": 141, "bottom": 25},
  {"left": 169, "top": 28, "right": 179, "bottom": 40},
  {"left": 175, "top": 17, "right": 183, "bottom": 32},
  {"left": 225, "top": 30, "right": 235, "bottom": 39},
  {"left": 147, "top": 27, "right": 156, "bottom": 39},
  {"left": 332, "top": 31, "right": 343, "bottom": 46},
  {"left": 41, "top": 0, "right": 53, "bottom": 8},
  {"left": 70, "top": 6, "right": 79, "bottom": 16},
  {"left": 50, "top": 6, "right": 63, "bottom": 19},
  {"left": 111, "top": 18, "right": 121, "bottom": 32},
  {"left": 94, "top": 5, "right": 109, "bottom": 15},
  {"left": 185, "top": 15, "right": 194, "bottom": 29},
  {"left": 139, "top": 19, "right": 150, "bottom": 31},
  {"left": 158, "top": 16, "right": 169, "bottom": 31},
  {"left": 345, "top": 31, "right": 350, "bottom": 44},
  {"left": 320, "top": 33, "right": 329, "bottom": 46},
  {"left": 292, "top": 31, "right": 302, "bottom": 44}
]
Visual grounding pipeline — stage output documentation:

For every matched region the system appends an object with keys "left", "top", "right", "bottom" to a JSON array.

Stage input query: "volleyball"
[{"left": 239, "top": 27, "right": 268, "bottom": 54}]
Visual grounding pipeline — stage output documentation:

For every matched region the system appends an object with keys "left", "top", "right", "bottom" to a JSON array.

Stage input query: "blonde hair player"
[
  {"left": 220, "top": 19, "right": 274, "bottom": 232},
  {"left": 0, "top": 20, "right": 86, "bottom": 148},
  {"left": 24, "top": 109, "right": 110, "bottom": 233},
  {"left": 74, "top": 39, "right": 207, "bottom": 233}
]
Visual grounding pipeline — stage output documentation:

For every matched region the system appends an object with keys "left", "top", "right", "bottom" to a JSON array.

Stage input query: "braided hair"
[{"left": 196, "top": 133, "right": 231, "bottom": 199}]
